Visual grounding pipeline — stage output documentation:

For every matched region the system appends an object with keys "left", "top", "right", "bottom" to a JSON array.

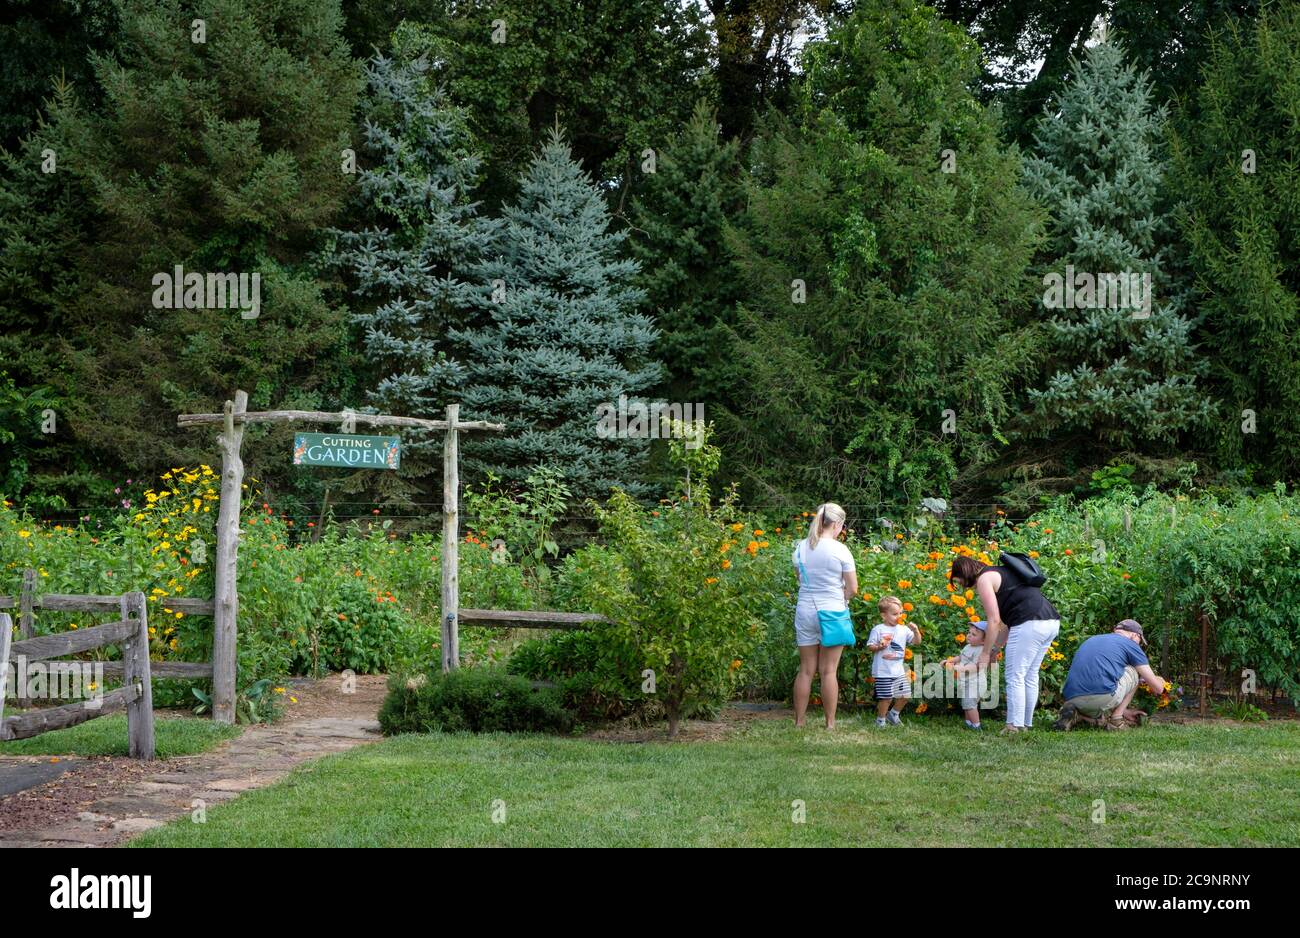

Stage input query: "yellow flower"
[{"left": 17, "top": 530, "right": 30, "bottom": 538}]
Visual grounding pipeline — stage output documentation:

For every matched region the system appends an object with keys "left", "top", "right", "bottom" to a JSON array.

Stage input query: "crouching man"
[{"left": 1054, "top": 619, "right": 1167, "bottom": 730}]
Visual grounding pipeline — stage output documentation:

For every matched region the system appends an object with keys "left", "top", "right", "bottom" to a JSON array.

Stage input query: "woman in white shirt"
[{"left": 792, "top": 502, "right": 858, "bottom": 729}]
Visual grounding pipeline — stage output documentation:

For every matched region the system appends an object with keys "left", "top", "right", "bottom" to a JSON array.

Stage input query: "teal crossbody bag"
[{"left": 797, "top": 544, "right": 856, "bottom": 647}]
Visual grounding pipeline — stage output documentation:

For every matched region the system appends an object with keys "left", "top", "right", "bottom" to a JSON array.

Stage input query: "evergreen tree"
[
  {"left": 1022, "top": 39, "right": 1217, "bottom": 453},
  {"left": 628, "top": 100, "right": 743, "bottom": 403},
  {"left": 717, "top": 0, "right": 1043, "bottom": 508},
  {"left": 442, "top": 130, "right": 662, "bottom": 500},
  {"left": 329, "top": 42, "right": 494, "bottom": 502},
  {"left": 1171, "top": 5, "right": 1300, "bottom": 480},
  {"left": 0, "top": 0, "right": 361, "bottom": 494}
]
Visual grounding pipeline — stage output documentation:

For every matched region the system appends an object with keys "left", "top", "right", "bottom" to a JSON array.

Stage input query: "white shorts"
[{"left": 794, "top": 603, "right": 822, "bottom": 647}]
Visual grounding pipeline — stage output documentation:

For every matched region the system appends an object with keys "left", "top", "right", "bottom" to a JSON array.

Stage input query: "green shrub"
[
  {"left": 570, "top": 427, "right": 767, "bottom": 736},
  {"left": 507, "top": 627, "right": 642, "bottom": 720},
  {"left": 378, "top": 666, "right": 575, "bottom": 735}
]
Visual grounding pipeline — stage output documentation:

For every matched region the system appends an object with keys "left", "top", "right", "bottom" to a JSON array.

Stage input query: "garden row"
[{"left": 4, "top": 447, "right": 1298, "bottom": 729}]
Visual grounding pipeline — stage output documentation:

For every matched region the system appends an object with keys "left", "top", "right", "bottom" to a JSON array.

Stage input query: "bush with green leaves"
[
  {"left": 559, "top": 427, "right": 768, "bottom": 735},
  {"left": 378, "top": 666, "right": 575, "bottom": 735}
]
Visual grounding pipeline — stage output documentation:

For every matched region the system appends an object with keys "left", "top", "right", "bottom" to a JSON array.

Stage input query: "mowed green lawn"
[{"left": 129, "top": 716, "right": 1300, "bottom": 847}]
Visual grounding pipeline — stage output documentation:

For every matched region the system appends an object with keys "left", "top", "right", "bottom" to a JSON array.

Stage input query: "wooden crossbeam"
[
  {"left": 10, "top": 619, "right": 137, "bottom": 662},
  {"left": 0, "top": 594, "right": 213, "bottom": 616},
  {"left": 177, "top": 409, "right": 504, "bottom": 432},
  {"left": 458, "top": 608, "right": 608, "bottom": 630}
]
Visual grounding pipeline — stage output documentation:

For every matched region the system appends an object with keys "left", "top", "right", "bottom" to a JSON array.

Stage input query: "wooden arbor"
[{"left": 177, "top": 392, "right": 503, "bottom": 722}]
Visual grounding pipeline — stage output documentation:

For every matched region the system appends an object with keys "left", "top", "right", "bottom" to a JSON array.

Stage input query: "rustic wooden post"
[
  {"left": 212, "top": 390, "right": 248, "bottom": 724},
  {"left": 122, "top": 591, "right": 155, "bottom": 759},
  {"left": 0, "top": 612, "right": 12, "bottom": 728},
  {"left": 441, "top": 404, "right": 460, "bottom": 672},
  {"left": 19, "top": 567, "right": 36, "bottom": 639},
  {"left": 1198, "top": 607, "right": 1210, "bottom": 718},
  {"left": 1123, "top": 507, "right": 1132, "bottom": 533}
]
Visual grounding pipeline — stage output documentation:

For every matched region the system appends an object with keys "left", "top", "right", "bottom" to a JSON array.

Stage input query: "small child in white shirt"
[
  {"left": 948, "top": 620, "right": 987, "bottom": 730},
  {"left": 866, "top": 595, "right": 921, "bottom": 727}
]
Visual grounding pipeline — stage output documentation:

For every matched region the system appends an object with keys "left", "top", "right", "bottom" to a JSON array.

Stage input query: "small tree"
[{"left": 583, "top": 424, "right": 765, "bottom": 737}]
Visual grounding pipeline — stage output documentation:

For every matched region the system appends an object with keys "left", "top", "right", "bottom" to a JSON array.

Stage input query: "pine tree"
[
  {"left": 1171, "top": 6, "right": 1300, "bottom": 479},
  {"left": 444, "top": 129, "right": 662, "bottom": 500},
  {"left": 329, "top": 44, "right": 494, "bottom": 499},
  {"left": 628, "top": 100, "right": 742, "bottom": 403},
  {"left": 717, "top": 0, "right": 1043, "bottom": 508},
  {"left": 1, "top": 0, "right": 362, "bottom": 491},
  {"left": 1022, "top": 39, "right": 1217, "bottom": 453}
]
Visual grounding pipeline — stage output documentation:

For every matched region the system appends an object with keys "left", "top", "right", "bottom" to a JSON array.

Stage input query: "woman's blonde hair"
[{"left": 807, "top": 502, "right": 846, "bottom": 550}]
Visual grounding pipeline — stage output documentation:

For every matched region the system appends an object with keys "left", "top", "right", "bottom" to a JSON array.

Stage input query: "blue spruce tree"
[
  {"left": 331, "top": 44, "right": 494, "bottom": 492},
  {"left": 448, "top": 129, "right": 662, "bottom": 500},
  {"left": 1022, "top": 39, "right": 1217, "bottom": 453}
]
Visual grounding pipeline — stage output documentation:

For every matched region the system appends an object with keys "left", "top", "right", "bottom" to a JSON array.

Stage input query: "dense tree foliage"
[{"left": 1, "top": 0, "right": 1294, "bottom": 515}]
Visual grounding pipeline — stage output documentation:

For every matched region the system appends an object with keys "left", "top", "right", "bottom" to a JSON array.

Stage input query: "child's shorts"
[
  {"left": 874, "top": 675, "right": 912, "bottom": 700},
  {"left": 960, "top": 696, "right": 981, "bottom": 711}
]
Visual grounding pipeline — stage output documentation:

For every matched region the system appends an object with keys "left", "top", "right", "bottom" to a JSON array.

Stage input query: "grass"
[
  {"left": 0, "top": 713, "right": 240, "bottom": 758},
  {"left": 129, "top": 715, "right": 1300, "bottom": 847}
]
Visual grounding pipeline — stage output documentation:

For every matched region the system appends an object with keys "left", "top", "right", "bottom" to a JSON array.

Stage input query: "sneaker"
[
  {"left": 1053, "top": 703, "right": 1080, "bottom": 731},
  {"left": 875, "top": 717, "right": 887, "bottom": 728},
  {"left": 999, "top": 724, "right": 1022, "bottom": 735},
  {"left": 964, "top": 719, "right": 982, "bottom": 730},
  {"left": 886, "top": 710, "right": 902, "bottom": 726}
]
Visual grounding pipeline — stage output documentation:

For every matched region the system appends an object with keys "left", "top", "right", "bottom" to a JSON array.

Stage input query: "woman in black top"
[{"left": 950, "top": 556, "right": 1061, "bottom": 733}]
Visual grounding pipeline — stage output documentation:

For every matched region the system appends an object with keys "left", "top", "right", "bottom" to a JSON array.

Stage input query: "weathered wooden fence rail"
[
  {"left": 0, "top": 577, "right": 215, "bottom": 682},
  {"left": 0, "top": 591, "right": 155, "bottom": 759},
  {"left": 458, "top": 609, "right": 607, "bottom": 630}
]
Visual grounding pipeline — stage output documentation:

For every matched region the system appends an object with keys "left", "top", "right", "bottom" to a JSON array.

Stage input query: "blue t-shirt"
[{"left": 1062, "top": 633, "right": 1150, "bottom": 699}]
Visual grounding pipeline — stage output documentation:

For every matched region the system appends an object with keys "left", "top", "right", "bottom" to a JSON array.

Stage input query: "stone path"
[{"left": 0, "top": 674, "right": 386, "bottom": 847}]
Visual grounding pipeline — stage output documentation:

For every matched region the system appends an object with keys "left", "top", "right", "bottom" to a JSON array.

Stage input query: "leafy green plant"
[
  {"left": 1213, "top": 699, "right": 1269, "bottom": 722},
  {"left": 463, "top": 465, "right": 571, "bottom": 587},
  {"left": 378, "top": 667, "right": 574, "bottom": 735},
  {"left": 575, "top": 426, "right": 767, "bottom": 736},
  {"left": 190, "top": 678, "right": 282, "bottom": 725}
]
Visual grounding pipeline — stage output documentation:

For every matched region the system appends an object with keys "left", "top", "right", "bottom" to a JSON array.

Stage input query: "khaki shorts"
[{"left": 1066, "top": 666, "right": 1139, "bottom": 718}]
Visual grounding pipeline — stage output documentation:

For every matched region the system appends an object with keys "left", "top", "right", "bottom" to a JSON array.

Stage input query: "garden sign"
[{"left": 293, "top": 432, "right": 401, "bottom": 469}]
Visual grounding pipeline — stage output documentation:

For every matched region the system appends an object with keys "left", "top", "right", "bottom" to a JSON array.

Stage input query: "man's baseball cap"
[
  {"left": 969, "top": 620, "right": 988, "bottom": 632},
  {"left": 1115, "top": 618, "right": 1146, "bottom": 645}
]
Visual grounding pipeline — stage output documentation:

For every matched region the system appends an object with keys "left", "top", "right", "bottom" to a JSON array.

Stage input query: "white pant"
[{"left": 1003, "top": 618, "right": 1060, "bottom": 727}]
